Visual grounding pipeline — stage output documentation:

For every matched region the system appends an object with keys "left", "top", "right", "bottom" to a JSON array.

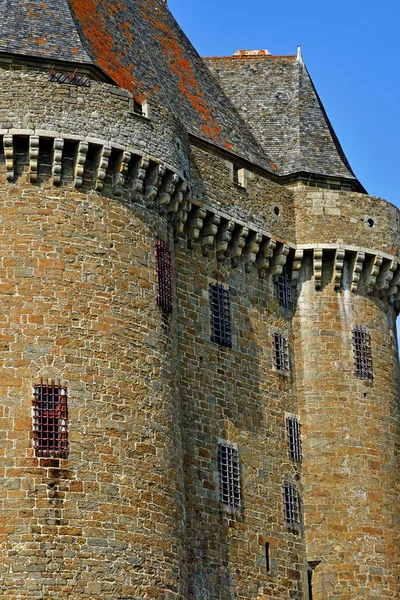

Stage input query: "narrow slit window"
[
  {"left": 286, "top": 417, "right": 302, "bottom": 462},
  {"left": 272, "top": 332, "right": 290, "bottom": 374},
  {"left": 283, "top": 483, "right": 300, "bottom": 528},
  {"left": 218, "top": 442, "right": 241, "bottom": 510},
  {"left": 276, "top": 268, "right": 292, "bottom": 309},
  {"left": 265, "top": 542, "right": 270, "bottom": 572},
  {"left": 232, "top": 164, "right": 240, "bottom": 185},
  {"left": 352, "top": 325, "right": 373, "bottom": 380},
  {"left": 155, "top": 240, "right": 173, "bottom": 313},
  {"left": 210, "top": 282, "right": 232, "bottom": 348},
  {"left": 33, "top": 381, "right": 68, "bottom": 458}
]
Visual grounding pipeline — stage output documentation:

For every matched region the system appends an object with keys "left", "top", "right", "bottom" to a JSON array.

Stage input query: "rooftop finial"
[{"left": 297, "top": 45, "right": 303, "bottom": 63}]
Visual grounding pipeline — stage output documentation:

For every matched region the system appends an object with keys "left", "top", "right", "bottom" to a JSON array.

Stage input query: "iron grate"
[
  {"left": 283, "top": 482, "right": 300, "bottom": 528},
  {"left": 33, "top": 380, "right": 68, "bottom": 458},
  {"left": 272, "top": 332, "right": 290, "bottom": 374},
  {"left": 276, "top": 268, "right": 292, "bottom": 309},
  {"left": 210, "top": 282, "right": 232, "bottom": 348},
  {"left": 155, "top": 240, "right": 173, "bottom": 313},
  {"left": 352, "top": 325, "right": 373, "bottom": 380},
  {"left": 286, "top": 417, "right": 302, "bottom": 462},
  {"left": 218, "top": 442, "right": 241, "bottom": 510}
]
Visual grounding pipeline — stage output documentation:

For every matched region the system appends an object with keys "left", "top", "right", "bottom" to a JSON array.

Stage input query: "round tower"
[
  {"left": 0, "top": 69, "right": 190, "bottom": 599},
  {"left": 293, "top": 187, "right": 400, "bottom": 599}
]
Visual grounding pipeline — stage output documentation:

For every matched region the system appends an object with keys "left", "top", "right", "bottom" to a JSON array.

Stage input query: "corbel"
[
  {"left": 52, "top": 138, "right": 64, "bottom": 185},
  {"left": 216, "top": 220, "right": 235, "bottom": 262},
  {"left": 256, "top": 237, "right": 276, "bottom": 278},
  {"left": 229, "top": 225, "right": 249, "bottom": 268},
  {"left": 74, "top": 140, "right": 89, "bottom": 188},
  {"left": 29, "top": 135, "right": 40, "bottom": 183},
  {"left": 94, "top": 145, "right": 111, "bottom": 192},
  {"left": 313, "top": 248, "right": 323, "bottom": 290},
  {"left": 3, "top": 134, "right": 14, "bottom": 181},
  {"left": 187, "top": 206, "right": 207, "bottom": 249},
  {"left": 270, "top": 243, "right": 290, "bottom": 276},
  {"left": 243, "top": 231, "right": 263, "bottom": 273},
  {"left": 201, "top": 213, "right": 221, "bottom": 256}
]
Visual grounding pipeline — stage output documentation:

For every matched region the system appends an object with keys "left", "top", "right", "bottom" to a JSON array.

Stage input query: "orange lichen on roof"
[
  {"left": 137, "top": 0, "right": 230, "bottom": 146},
  {"left": 68, "top": 0, "right": 144, "bottom": 101}
]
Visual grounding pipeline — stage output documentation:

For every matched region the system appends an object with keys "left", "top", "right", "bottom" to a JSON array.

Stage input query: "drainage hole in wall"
[
  {"left": 366, "top": 218, "right": 374, "bottom": 228},
  {"left": 274, "top": 206, "right": 280, "bottom": 216}
]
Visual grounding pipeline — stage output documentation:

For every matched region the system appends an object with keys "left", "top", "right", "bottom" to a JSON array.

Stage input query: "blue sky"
[{"left": 168, "top": 0, "right": 399, "bottom": 208}]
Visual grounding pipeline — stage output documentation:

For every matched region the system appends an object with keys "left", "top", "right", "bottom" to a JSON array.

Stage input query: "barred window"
[
  {"left": 33, "top": 381, "right": 68, "bottom": 458},
  {"left": 286, "top": 417, "right": 302, "bottom": 462},
  {"left": 210, "top": 282, "right": 232, "bottom": 348},
  {"left": 283, "top": 483, "right": 300, "bottom": 528},
  {"left": 272, "top": 332, "right": 290, "bottom": 374},
  {"left": 352, "top": 325, "right": 373, "bottom": 380},
  {"left": 155, "top": 239, "right": 173, "bottom": 313},
  {"left": 218, "top": 442, "right": 241, "bottom": 510},
  {"left": 276, "top": 268, "right": 292, "bottom": 309}
]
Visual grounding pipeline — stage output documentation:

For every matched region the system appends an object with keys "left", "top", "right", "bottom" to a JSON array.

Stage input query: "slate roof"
[
  {"left": 0, "top": 0, "right": 362, "bottom": 186},
  {"left": 0, "top": 0, "right": 276, "bottom": 174},
  {"left": 204, "top": 51, "right": 360, "bottom": 185}
]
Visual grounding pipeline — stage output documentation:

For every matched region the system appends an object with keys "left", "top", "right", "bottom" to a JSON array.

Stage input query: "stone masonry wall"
[
  {"left": 176, "top": 238, "right": 307, "bottom": 600},
  {"left": 294, "top": 187, "right": 400, "bottom": 257},
  {"left": 0, "top": 169, "right": 187, "bottom": 599},
  {"left": 190, "top": 145, "right": 295, "bottom": 243},
  {"left": 176, "top": 148, "right": 308, "bottom": 599},
  {"left": 0, "top": 70, "right": 190, "bottom": 178},
  {"left": 293, "top": 254, "right": 400, "bottom": 599}
]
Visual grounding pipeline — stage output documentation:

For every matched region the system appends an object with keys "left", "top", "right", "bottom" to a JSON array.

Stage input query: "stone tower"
[{"left": 0, "top": 1, "right": 398, "bottom": 599}]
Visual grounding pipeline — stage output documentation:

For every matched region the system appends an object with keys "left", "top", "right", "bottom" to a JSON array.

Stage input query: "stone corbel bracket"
[
  {"left": 296, "top": 244, "right": 400, "bottom": 306},
  {"left": 0, "top": 130, "right": 189, "bottom": 218}
]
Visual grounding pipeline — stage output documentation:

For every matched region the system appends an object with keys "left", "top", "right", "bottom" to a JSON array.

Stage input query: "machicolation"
[{"left": 0, "top": 1, "right": 398, "bottom": 599}]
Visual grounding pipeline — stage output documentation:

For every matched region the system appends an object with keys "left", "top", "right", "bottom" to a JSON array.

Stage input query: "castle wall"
[
  {"left": 0, "top": 71, "right": 190, "bottom": 178},
  {"left": 0, "top": 172, "right": 187, "bottom": 599},
  {"left": 293, "top": 188, "right": 400, "bottom": 598},
  {"left": 294, "top": 187, "right": 400, "bottom": 255},
  {"left": 176, "top": 148, "right": 307, "bottom": 599}
]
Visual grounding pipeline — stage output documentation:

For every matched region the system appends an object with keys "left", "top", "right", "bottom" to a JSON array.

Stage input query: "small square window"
[
  {"left": 33, "top": 381, "right": 68, "bottom": 458},
  {"left": 210, "top": 282, "right": 232, "bottom": 348},
  {"left": 218, "top": 442, "right": 241, "bottom": 510},
  {"left": 286, "top": 417, "right": 302, "bottom": 462},
  {"left": 283, "top": 483, "right": 300, "bottom": 528},
  {"left": 272, "top": 332, "right": 290, "bottom": 374},
  {"left": 352, "top": 325, "right": 373, "bottom": 380},
  {"left": 155, "top": 240, "right": 173, "bottom": 313}
]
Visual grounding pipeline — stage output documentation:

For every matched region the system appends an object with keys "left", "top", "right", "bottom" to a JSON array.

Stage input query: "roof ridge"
[{"left": 202, "top": 54, "right": 297, "bottom": 60}]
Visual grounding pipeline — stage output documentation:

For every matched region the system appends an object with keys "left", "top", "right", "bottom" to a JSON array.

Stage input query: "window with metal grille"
[
  {"left": 272, "top": 332, "right": 290, "bottom": 374},
  {"left": 283, "top": 483, "right": 300, "bottom": 528},
  {"left": 210, "top": 282, "right": 232, "bottom": 348},
  {"left": 33, "top": 381, "right": 68, "bottom": 458},
  {"left": 286, "top": 417, "right": 302, "bottom": 462},
  {"left": 352, "top": 325, "right": 373, "bottom": 380},
  {"left": 276, "top": 268, "right": 292, "bottom": 309},
  {"left": 218, "top": 442, "right": 241, "bottom": 510},
  {"left": 155, "top": 239, "right": 173, "bottom": 313}
]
